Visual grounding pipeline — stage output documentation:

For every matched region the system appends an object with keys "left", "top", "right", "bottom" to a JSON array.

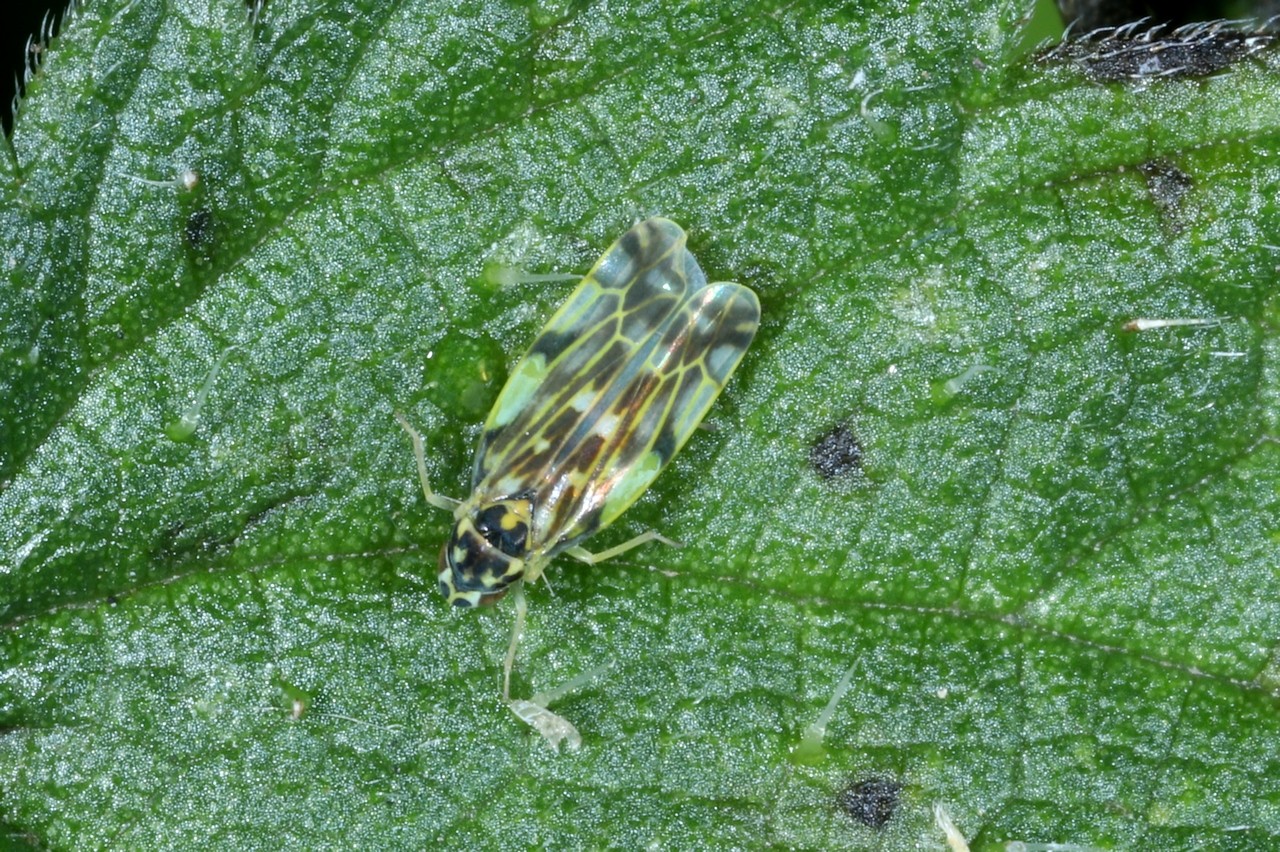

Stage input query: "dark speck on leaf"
[
  {"left": 186, "top": 208, "right": 214, "bottom": 251},
  {"left": 810, "top": 423, "right": 863, "bottom": 480},
  {"left": 838, "top": 777, "right": 903, "bottom": 829},
  {"left": 1138, "top": 159, "right": 1192, "bottom": 228}
]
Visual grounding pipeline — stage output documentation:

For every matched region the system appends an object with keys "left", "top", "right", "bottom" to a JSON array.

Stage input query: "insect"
[{"left": 398, "top": 217, "right": 759, "bottom": 735}]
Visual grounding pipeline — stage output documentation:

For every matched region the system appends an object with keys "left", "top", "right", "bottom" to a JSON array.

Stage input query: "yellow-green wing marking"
[{"left": 473, "top": 217, "right": 759, "bottom": 554}]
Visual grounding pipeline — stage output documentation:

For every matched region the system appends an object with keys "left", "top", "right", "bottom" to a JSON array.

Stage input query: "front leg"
[{"left": 394, "top": 411, "right": 461, "bottom": 513}]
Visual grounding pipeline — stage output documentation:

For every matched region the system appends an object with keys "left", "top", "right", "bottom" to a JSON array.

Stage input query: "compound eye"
[
  {"left": 475, "top": 505, "right": 527, "bottom": 556},
  {"left": 474, "top": 517, "right": 502, "bottom": 549}
]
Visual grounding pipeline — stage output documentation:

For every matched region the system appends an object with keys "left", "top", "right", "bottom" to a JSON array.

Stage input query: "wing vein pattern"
[{"left": 473, "top": 218, "right": 759, "bottom": 556}]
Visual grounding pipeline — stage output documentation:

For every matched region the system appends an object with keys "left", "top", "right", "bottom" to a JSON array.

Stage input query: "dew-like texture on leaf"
[{"left": 1, "top": 0, "right": 1279, "bottom": 848}]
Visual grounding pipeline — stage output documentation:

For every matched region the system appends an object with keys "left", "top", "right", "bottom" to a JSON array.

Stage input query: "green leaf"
[{"left": 3, "top": 0, "right": 1279, "bottom": 847}]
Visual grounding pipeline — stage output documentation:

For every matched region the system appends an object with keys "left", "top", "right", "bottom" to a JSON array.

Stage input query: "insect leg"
[
  {"left": 501, "top": 581, "right": 596, "bottom": 752},
  {"left": 507, "top": 697, "right": 583, "bottom": 752},
  {"left": 502, "top": 580, "right": 528, "bottom": 702},
  {"left": 394, "top": 411, "right": 461, "bottom": 512},
  {"left": 564, "top": 529, "right": 682, "bottom": 565}
]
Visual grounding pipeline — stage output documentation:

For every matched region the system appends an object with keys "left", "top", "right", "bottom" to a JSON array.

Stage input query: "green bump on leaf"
[
  {"left": 422, "top": 330, "right": 509, "bottom": 425},
  {"left": 2, "top": 0, "right": 1280, "bottom": 848}
]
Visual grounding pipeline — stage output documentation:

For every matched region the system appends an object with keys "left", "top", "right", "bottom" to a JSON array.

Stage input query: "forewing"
[
  {"left": 472, "top": 217, "right": 759, "bottom": 553},
  {"left": 565, "top": 280, "right": 760, "bottom": 539},
  {"left": 473, "top": 218, "right": 697, "bottom": 498}
]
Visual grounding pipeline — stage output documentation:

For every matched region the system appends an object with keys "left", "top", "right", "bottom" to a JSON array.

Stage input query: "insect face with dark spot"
[{"left": 438, "top": 498, "right": 533, "bottom": 607}]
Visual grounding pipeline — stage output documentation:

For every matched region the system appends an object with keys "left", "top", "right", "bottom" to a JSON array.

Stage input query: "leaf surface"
[{"left": 2, "top": 0, "right": 1279, "bottom": 847}]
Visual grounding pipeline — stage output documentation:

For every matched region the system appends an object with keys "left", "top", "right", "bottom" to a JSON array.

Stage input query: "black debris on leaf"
[
  {"left": 185, "top": 208, "right": 216, "bottom": 266},
  {"left": 1040, "top": 18, "right": 1276, "bottom": 82},
  {"left": 810, "top": 423, "right": 863, "bottom": 481},
  {"left": 1138, "top": 159, "right": 1194, "bottom": 230},
  {"left": 838, "top": 777, "right": 904, "bottom": 829},
  {"left": 185, "top": 208, "right": 213, "bottom": 248}
]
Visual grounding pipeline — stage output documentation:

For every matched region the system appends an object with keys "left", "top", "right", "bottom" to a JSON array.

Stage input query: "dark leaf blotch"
[
  {"left": 185, "top": 208, "right": 214, "bottom": 251},
  {"left": 1138, "top": 159, "right": 1193, "bottom": 227},
  {"left": 838, "top": 777, "right": 903, "bottom": 829},
  {"left": 810, "top": 423, "right": 863, "bottom": 480}
]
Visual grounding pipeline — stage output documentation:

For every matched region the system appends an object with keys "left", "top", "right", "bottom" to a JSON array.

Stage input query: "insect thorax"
[{"left": 438, "top": 498, "right": 533, "bottom": 607}]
